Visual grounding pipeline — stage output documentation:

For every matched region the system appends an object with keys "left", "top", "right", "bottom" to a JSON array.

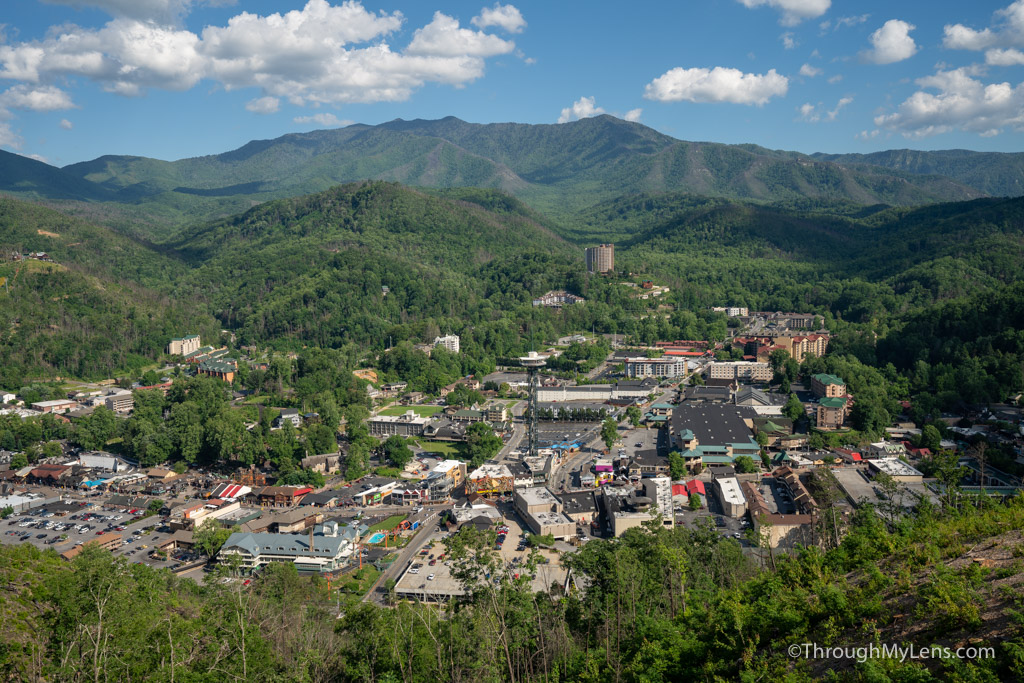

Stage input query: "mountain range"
[{"left": 4, "top": 116, "right": 1024, "bottom": 237}]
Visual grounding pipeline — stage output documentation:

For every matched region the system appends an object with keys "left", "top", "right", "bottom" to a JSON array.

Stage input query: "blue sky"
[{"left": 3, "top": 0, "right": 1024, "bottom": 165}]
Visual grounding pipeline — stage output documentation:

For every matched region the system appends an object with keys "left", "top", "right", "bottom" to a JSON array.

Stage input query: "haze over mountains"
[{"left": 4, "top": 116, "right": 1023, "bottom": 235}]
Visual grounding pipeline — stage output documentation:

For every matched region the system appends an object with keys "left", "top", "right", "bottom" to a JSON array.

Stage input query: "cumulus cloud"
[
  {"left": 0, "top": 122, "right": 22, "bottom": 150},
  {"left": 41, "top": 0, "right": 219, "bottom": 25},
  {"left": 407, "top": 11, "right": 515, "bottom": 57},
  {"left": 644, "top": 66, "right": 788, "bottom": 105},
  {"left": 0, "top": 84, "right": 75, "bottom": 111},
  {"left": 0, "top": 0, "right": 523, "bottom": 115},
  {"left": 59, "top": 118, "right": 73, "bottom": 129},
  {"left": 557, "top": 96, "right": 605, "bottom": 123},
  {"left": 861, "top": 19, "right": 917, "bottom": 64},
  {"left": 293, "top": 112, "right": 353, "bottom": 127},
  {"left": 471, "top": 3, "right": 526, "bottom": 33},
  {"left": 944, "top": 1, "right": 1024, "bottom": 51},
  {"left": 799, "top": 63, "right": 822, "bottom": 77},
  {"left": 987, "top": 47, "right": 1024, "bottom": 64},
  {"left": 875, "top": 67, "right": 1024, "bottom": 138},
  {"left": 781, "top": 32, "right": 796, "bottom": 49},
  {"left": 245, "top": 96, "right": 279, "bottom": 114},
  {"left": 738, "top": 0, "right": 830, "bottom": 26},
  {"left": 624, "top": 108, "right": 642, "bottom": 122},
  {"left": 798, "top": 96, "right": 852, "bottom": 122},
  {"left": 856, "top": 129, "right": 879, "bottom": 140},
  {"left": 827, "top": 74, "right": 843, "bottom": 83}
]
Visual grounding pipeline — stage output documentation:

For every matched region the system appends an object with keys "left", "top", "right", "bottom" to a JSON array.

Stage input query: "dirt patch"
[{"left": 37, "top": 229, "right": 60, "bottom": 238}]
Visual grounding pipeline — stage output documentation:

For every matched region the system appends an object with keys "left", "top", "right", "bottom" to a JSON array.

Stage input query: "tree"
[
  {"left": 688, "top": 492, "right": 701, "bottom": 510},
  {"left": 625, "top": 405, "right": 642, "bottom": 428},
  {"left": 382, "top": 434, "right": 413, "bottom": 468},
  {"left": 920, "top": 424, "right": 942, "bottom": 451},
  {"left": 461, "top": 422, "right": 502, "bottom": 468},
  {"left": 668, "top": 451, "right": 686, "bottom": 480},
  {"left": 755, "top": 431, "right": 769, "bottom": 448},
  {"left": 600, "top": 416, "right": 619, "bottom": 451},
  {"left": 147, "top": 499, "right": 164, "bottom": 515},
  {"left": 0, "top": 506, "right": 13, "bottom": 519},
  {"left": 193, "top": 520, "right": 233, "bottom": 558},
  {"left": 304, "top": 423, "right": 337, "bottom": 456},
  {"left": 783, "top": 393, "right": 804, "bottom": 422},
  {"left": 733, "top": 455, "right": 758, "bottom": 474},
  {"left": 10, "top": 452, "right": 28, "bottom": 469}
]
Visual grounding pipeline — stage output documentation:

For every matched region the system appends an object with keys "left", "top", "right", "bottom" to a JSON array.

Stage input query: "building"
[
  {"left": 103, "top": 390, "right": 134, "bottom": 413},
  {"left": 60, "top": 533, "right": 123, "bottom": 560},
  {"left": 532, "top": 290, "right": 586, "bottom": 307},
  {"left": 558, "top": 490, "right": 598, "bottom": 524},
  {"left": 868, "top": 458, "right": 923, "bottom": 483},
  {"left": 810, "top": 373, "right": 847, "bottom": 398},
  {"left": 30, "top": 399, "right": 77, "bottom": 414},
  {"left": 274, "top": 409, "right": 302, "bottom": 429},
  {"left": 816, "top": 397, "right": 848, "bottom": 429},
  {"left": 668, "top": 404, "right": 761, "bottom": 464},
  {"left": 585, "top": 244, "right": 614, "bottom": 274},
  {"left": 603, "top": 476, "right": 674, "bottom": 536},
  {"left": 464, "top": 463, "right": 514, "bottom": 497},
  {"left": 867, "top": 441, "right": 908, "bottom": 459},
  {"left": 713, "top": 477, "right": 747, "bottom": 517},
  {"left": 217, "top": 522, "right": 354, "bottom": 573},
  {"left": 167, "top": 335, "right": 201, "bottom": 356},
  {"left": 623, "top": 356, "right": 690, "bottom": 379},
  {"left": 198, "top": 358, "right": 237, "bottom": 383},
  {"left": 300, "top": 453, "right": 341, "bottom": 474},
  {"left": 367, "top": 411, "right": 430, "bottom": 437},
  {"left": 433, "top": 334, "right": 461, "bottom": 353},
  {"left": 734, "top": 387, "right": 785, "bottom": 416},
  {"left": 707, "top": 361, "right": 771, "bottom": 382},
  {"left": 536, "top": 378, "right": 658, "bottom": 403},
  {"left": 513, "top": 487, "right": 576, "bottom": 540},
  {"left": 254, "top": 486, "right": 312, "bottom": 507},
  {"left": 741, "top": 481, "right": 814, "bottom": 549}
]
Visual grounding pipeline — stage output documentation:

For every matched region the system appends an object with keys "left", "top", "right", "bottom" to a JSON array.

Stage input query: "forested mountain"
[
  {"left": 0, "top": 198, "right": 219, "bottom": 386},
  {"left": 0, "top": 116, "right": 992, "bottom": 235},
  {"left": 814, "top": 148, "right": 1024, "bottom": 198},
  {"left": 0, "top": 150, "right": 114, "bottom": 202}
]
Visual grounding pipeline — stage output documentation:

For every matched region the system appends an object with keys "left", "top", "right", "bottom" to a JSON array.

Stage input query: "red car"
[{"left": 95, "top": 531, "right": 105, "bottom": 536}]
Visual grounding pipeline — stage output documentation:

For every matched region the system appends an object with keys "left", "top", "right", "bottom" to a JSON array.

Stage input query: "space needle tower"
[{"left": 519, "top": 351, "right": 546, "bottom": 460}]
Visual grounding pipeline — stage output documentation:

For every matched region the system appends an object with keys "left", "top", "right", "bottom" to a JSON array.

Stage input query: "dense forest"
[{"left": 1, "top": 493, "right": 1022, "bottom": 681}]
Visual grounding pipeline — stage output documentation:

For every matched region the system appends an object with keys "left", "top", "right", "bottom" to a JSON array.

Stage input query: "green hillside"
[
  {"left": 35, "top": 117, "right": 986, "bottom": 234},
  {"left": 0, "top": 149, "right": 114, "bottom": 202},
  {"left": 814, "top": 148, "right": 1024, "bottom": 198},
  {"left": 0, "top": 198, "right": 219, "bottom": 386}
]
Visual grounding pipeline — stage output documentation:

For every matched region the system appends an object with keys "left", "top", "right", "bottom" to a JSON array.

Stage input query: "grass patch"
[
  {"left": 367, "top": 515, "right": 406, "bottom": 533},
  {"left": 413, "top": 439, "right": 461, "bottom": 455},
  {"left": 334, "top": 566, "right": 381, "bottom": 605},
  {"left": 379, "top": 405, "right": 443, "bottom": 417}
]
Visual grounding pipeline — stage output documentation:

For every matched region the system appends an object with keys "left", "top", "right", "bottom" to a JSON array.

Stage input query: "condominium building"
[
  {"left": 433, "top": 334, "right": 460, "bottom": 353},
  {"left": 810, "top": 373, "right": 846, "bottom": 398},
  {"left": 707, "top": 361, "right": 772, "bottom": 382},
  {"left": 623, "top": 356, "right": 690, "bottom": 379},
  {"left": 585, "top": 244, "right": 614, "bottom": 274},
  {"left": 167, "top": 335, "right": 201, "bottom": 356}
]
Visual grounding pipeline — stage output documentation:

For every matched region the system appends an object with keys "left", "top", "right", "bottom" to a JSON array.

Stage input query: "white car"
[
  {"left": 409, "top": 566, "right": 420, "bottom": 574},
  {"left": 427, "top": 574, "right": 435, "bottom": 581}
]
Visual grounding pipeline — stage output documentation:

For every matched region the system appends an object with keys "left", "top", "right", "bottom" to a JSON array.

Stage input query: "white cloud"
[
  {"left": 471, "top": 3, "right": 526, "bottom": 33},
  {"left": 875, "top": 67, "right": 1024, "bottom": 138},
  {"left": 0, "top": 0, "right": 522, "bottom": 119},
  {"left": 781, "top": 32, "right": 796, "bottom": 49},
  {"left": 293, "top": 112, "right": 353, "bottom": 127},
  {"left": 406, "top": 11, "right": 515, "bottom": 57},
  {"left": 987, "top": 47, "right": 1024, "bottom": 64},
  {"left": 827, "top": 74, "right": 843, "bottom": 83},
  {"left": 623, "top": 108, "right": 642, "bottom": 122},
  {"left": 738, "top": 0, "right": 830, "bottom": 26},
  {"left": 856, "top": 129, "right": 879, "bottom": 140},
  {"left": 0, "top": 122, "right": 22, "bottom": 150},
  {"left": 245, "top": 96, "right": 279, "bottom": 114},
  {"left": 944, "top": 1, "right": 1024, "bottom": 51},
  {"left": 0, "top": 84, "right": 75, "bottom": 111},
  {"left": 799, "top": 63, "right": 822, "bottom": 77},
  {"left": 862, "top": 19, "right": 917, "bottom": 64},
  {"left": 24, "top": 152, "right": 49, "bottom": 163},
  {"left": 798, "top": 96, "right": 851, "bottom": 122},
  {"left": 40, "top": 0, "right": 217, "bottom": 25},
  {"left": 558, "top": 96, "right": 604, "bottom": 123},
  {"left": 820, "top": 14, "right": 869, "bottom": 32},
  {"left": 644, "top": 66, "right": 788, "bottom": 105},
  {"left": 59, "top": 118, "right": 73, "bottom": 129}
]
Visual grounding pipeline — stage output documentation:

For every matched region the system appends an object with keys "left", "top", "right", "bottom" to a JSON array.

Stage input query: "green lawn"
[
  {"left": 366, "top": 515, "right": 406, "bottom": 533},
  {"left": 379, "top": 405, "right": 443, "bottom": 417},
  {"left": 413, "top": 440, "right": 461, "bottom": 456}
]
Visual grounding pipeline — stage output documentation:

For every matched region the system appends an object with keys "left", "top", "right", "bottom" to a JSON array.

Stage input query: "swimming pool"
[{"left": 366, "top": 532, "right": 385, "bottom": 544}]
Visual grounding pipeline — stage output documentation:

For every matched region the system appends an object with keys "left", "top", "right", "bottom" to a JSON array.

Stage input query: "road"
[{"left": 362, "top": 511, "right": 440, "bottom": 605}]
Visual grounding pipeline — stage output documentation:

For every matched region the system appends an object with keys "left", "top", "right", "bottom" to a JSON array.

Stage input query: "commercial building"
[
  {"left": 30, "top": 399, "right": 77, "bottom": 414},
  {"left": 603, "top": 476, "right": 674, "bottom": 536},
  {"left": 713, "top": 477, "right": 747, "bottom": 517},
  {"left": 536, "top": 378, "right": 658, "bottom": 403},
  {"left": 167, "top": 335, "right": 201, "bottom": 356},
  {"left": 810, "top": 373, "right": 846, "bottom": 398},
  {"left": 217, "top": 521, "right": 355, "bottom": 573},
  {"left": 868, "top": 458, "right": 924, "bottom": 483},
  {"left": 532, "top": 290, "right": 586, "bottom": 307},
  {"left": 623, "top": 356, "right": 690, "bottom": 379},
  {"left": 61, "top": 533, "right": 123, "bottom": 560},
  {"left": 433, "top": 334, "right": 460, "bottom": 353},
  {"left": 816, "top": 397, "right": 848, "bottom": 429},
  {"left": 585, "top": 244, "right": 615, "bottom": 274},
  {"left": 367, "top": 411, "right": 430, "bottom": 437},
  {"left": 514, "top": 486, "right": 576, "bottom": 540},
  {"left": 103, "top": 390, "right": 134, "bottom": 413},
  {"left": 558, "top": 490, "right": 598, "bottom": 524},
  {"left": 668, "top": 404, "right": 761, "bottom": 464},
  {"left": 741, "top": 481, "right": 814, "bottom": 549},
  {"left": 706, "top": 361, "right": 771, "bottom": 382},
  {"left": 465, "top": 463, "right": 514, "bottom": 497}
]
